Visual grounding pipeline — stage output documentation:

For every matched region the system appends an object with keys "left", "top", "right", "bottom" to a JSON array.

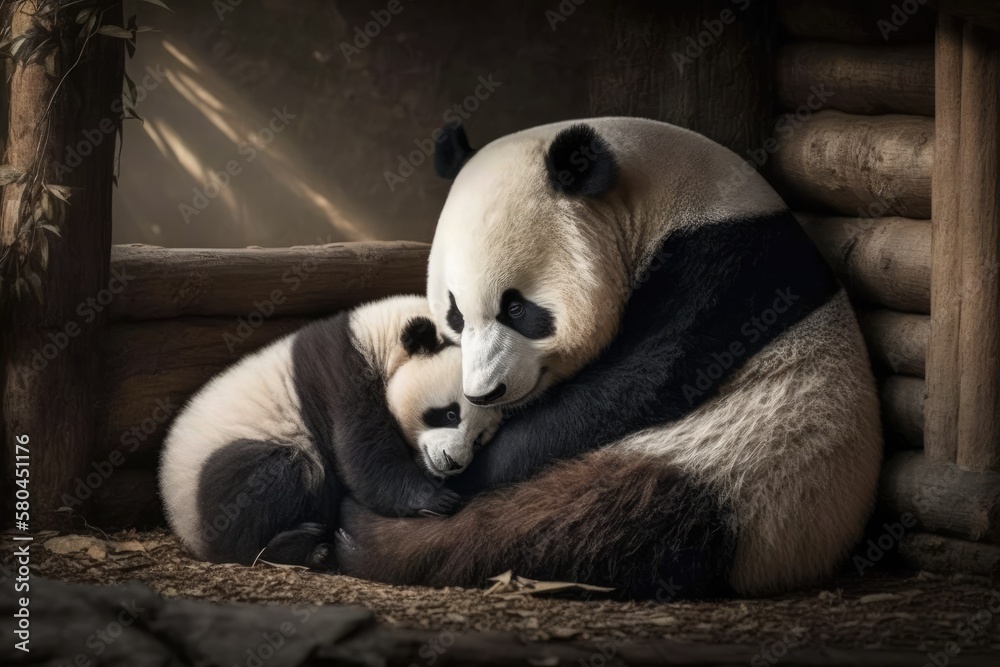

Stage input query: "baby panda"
[{"left": 158, "top": 295, "right": 500, "bottom": 568}]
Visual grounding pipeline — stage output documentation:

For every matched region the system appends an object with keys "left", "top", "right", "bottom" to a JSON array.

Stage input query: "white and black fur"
[
  {"left": 159, "top": 295, "right": 500, "bottom": 567},
  {"left": 336, "top": 118, "right": 883, "bottom": 598}
]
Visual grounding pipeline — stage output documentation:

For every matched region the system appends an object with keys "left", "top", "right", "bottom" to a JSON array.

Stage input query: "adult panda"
[
  {"left": 336, "top": 118, "right": 883, "bottom": 598},
  {"left": 160, "top": 295, "right": 499, "bottom": 567}
]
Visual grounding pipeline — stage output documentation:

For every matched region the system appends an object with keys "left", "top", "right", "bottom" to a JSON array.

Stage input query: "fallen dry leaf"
[{"left": 44, "top": 535, "right": 106, "bottom": 557}]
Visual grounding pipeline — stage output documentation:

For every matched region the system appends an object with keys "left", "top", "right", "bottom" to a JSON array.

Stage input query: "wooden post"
[
  {"left": 956, "top": 21, "right": 1000, "bottom": 473},
  {"left": 588, "top": 0, "right": 774, "bottom": 159},
  {"left": 1, "top": 2, "right": 123, "bottom": 527},
  {"left": 925, "top": 14, "right": 964, "bottom": 464}
]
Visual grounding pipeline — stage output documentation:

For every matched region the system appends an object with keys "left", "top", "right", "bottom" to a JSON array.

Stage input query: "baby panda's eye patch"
[
  {"left": 423, "top": 402, "right": 462, "bottom": 429},
  {"left": 497, "top": 289, "right": 555, "bottom": 339},
  {"left": 447, "top": 292, "right": 465, "bottom": 334}
]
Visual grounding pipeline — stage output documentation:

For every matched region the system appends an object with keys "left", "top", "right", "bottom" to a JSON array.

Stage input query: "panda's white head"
[
  {"left": 387, "top": 345, "right": 501, "bottom": 477},
  {"left": 427, "top": 122, "right": 630, "bottom": 407},
  {"left": 351, "top": 295, "right": 501, "bottom": 475}
]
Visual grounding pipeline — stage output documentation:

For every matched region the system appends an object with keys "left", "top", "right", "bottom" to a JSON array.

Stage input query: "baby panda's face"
[{"left": 387, "top": 319, "right": 501, "bottom": 477}]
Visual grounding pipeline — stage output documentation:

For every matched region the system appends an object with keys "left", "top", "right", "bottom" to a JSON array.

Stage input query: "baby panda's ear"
[
  {"left": 545, "top": 124, "right": 619, "bottom": 197},
  {"left": 401, "top": 317, "right": 440, "bottom": 356},
  {"left": 434, "top": 123, "right": 477, "bottom": 179}
]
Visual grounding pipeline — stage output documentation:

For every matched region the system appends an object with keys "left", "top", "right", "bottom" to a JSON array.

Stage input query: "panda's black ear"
[
  {"left": 401, "top": 317, "right": 439, "bottom": 355},
  {"left": 545, "top": 124, "right": 619, "bottom": 197},
  {"left": 434, "top": 123, "right": 477, "bottom": 179}
]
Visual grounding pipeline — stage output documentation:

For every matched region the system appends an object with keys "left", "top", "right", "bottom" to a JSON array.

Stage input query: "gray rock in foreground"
[{"left": 1, "top": 577, "right": 384, "bottom": 666}]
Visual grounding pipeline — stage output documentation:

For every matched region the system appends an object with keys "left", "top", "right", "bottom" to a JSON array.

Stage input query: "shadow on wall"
[{"left": 113, "top": 0, "right": 771, "bottom": 248}]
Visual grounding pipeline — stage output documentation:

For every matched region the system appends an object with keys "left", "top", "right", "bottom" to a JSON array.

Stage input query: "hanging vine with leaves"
[{"left": 0, "top": 0, "right": 167, "bottom": 303}]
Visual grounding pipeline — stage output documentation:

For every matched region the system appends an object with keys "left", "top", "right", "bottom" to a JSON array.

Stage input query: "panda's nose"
[
  {"left": 441, "top": 452, "right": 464, "bottom": 472},
  {"left": 465, "top": 383, "right": 506, "bottom": 406}
]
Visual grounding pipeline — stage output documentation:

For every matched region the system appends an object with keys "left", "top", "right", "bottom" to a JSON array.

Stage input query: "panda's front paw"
[
  {"left": 391, "top": 482, "right": 463, "bottom": 517},
  {"left": 415, "top": 487, "right": 462, "bottom": 517}
]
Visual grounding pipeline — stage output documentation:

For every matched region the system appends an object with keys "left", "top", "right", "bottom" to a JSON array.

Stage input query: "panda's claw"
[{"left": 334, "top": 526, "right": 367, "bottom": 576}]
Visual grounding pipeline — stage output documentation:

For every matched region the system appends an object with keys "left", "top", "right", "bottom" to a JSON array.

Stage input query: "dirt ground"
[{"left": 4, "top": 528, "right": 1000, "bottom": 655}]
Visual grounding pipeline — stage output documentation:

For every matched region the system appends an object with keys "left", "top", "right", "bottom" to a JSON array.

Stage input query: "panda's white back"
[
  {"left": 618, "top": 290, "right": 881, "bottom": 594},
  {"left": 159, "top": 335, "right": 318, "bottom": 557}
]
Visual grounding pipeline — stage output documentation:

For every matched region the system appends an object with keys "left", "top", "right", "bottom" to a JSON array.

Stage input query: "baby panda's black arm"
[
  {"left": 292, "top": 317, "right": 458, "bottom": 517},
  {"left": 451, "top": 211, "right": 841, "bottom": 494},
  {"left": 331, "top": 394, "right": 459, "bottom": 517}
]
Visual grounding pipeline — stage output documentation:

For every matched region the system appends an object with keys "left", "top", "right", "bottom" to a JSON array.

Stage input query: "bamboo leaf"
[
  {"left": 46, "top": 184, "right": 73, "bottom": 203},
  {"left": 97, "top": 25, "right": 133, "bottom": 39},
  {"left": 0, "top": 165, "right": 23, "bottom": 186},
  {"left": 124, "top": 72, "right": 137, "bottom": 106},
  {"left": 85, "top": 12, "right": 98, "bottom": 39},
  {"left": 138, "top": 0, "right": 174, "bottom": 11},
  {"left": 126, "top": 16, "right": 138, "bottom": 57},
  {"left": 38, "top": 233, "right": 49, "bottom": 270},
  {"left": 38, "top": 224, "right": 62, "bottom": 238},
  {"left": 24, "top": 269, "right": 44, "bottom": 303}
]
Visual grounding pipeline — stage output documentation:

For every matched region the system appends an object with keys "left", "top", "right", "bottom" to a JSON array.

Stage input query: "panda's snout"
[
  {"left": 441, "top": 451, "right": 464, "bottom": 472},
  {"left": 465, "top": 383, "right": 506, "bottom": 406}
]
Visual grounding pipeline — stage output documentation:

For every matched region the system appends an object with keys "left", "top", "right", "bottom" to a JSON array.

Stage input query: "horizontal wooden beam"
[
  {"left": 779, "top": 0, "right": 935, "bottom": 44},
  {"left": 797, "top": 214, "right": 930, "bottom": 313},
  {"left": 771, "top": 112, "right": 933, "bottom": 219},
  {"left": 96, "top": 317, "right": 308, "bottom": 460},
  {"left": 776, "top": 43, "right": 934, "bottom": 116},
  {"left": 858, "top": 310, "right": 928, "bottom": 377},
  {"left": 898, "top": 532, "right": 1000, "bottom": 578},
  {"left": 881, "top": 451, "right": 1000, "bottom": 543},
  {"left": 881, "top": 376, "right": 925, "bottom": 449},
  {"left": 108, "top": 242, "right": 430, "bottom": 322}
]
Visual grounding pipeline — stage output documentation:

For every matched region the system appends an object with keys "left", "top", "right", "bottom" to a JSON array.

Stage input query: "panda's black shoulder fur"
[
  {"left": 451, "top": 209, "right": 841, "bottom": 493},
  {"left": 291, "top": 314, "right": 459, "bottom": 517}
]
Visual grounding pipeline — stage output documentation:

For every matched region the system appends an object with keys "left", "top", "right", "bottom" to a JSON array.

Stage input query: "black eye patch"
[
  {"left": 497, "top": 289, "right": 555, "bottom": 339},
  {"left": 422, "top": 402, "right": 462, "bottom": 429},
  {"left": 446, "top": 292, "right": 465, "bottom": 334}
]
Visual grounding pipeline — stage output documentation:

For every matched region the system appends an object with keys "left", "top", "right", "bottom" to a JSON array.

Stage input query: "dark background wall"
[{"left": 114, "top": 0, "right": 773, "bottom": 247}]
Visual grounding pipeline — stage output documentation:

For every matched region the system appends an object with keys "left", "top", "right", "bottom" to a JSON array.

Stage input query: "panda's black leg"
[
  {"left": 261, "top": 522, "right": 336, "bottom": 569},
  {"left": 197, "top": 439, "right": 336, "bottom": 566}
]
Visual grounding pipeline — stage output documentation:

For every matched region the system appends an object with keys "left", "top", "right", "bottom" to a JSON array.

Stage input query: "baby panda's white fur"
[
  {"left": 160, "top": 295, "right": 499, "bottom": 566},
  {"left": 335, "top": 118, "right": 883, "bottom": 598}
]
